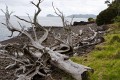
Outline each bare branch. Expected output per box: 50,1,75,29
26,13,33,22
39,28,49,44
70,15,74,26
26,13,38,41
17,22,25,32
15,15,33,24
52,2,66,27
88,27,97,40
52,2,74,46
82,27,97,42
1,9,6,14
1,7,35,43
53,32,66,44
31,0,42,25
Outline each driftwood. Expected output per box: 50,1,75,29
0,0,105,80
73,26,105,55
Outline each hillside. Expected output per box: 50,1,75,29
72,23,120,80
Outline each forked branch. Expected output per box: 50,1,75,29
31,0,43,25
52,2,66,27
1,6,35,43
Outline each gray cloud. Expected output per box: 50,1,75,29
0,0,28,6
0,0,107,16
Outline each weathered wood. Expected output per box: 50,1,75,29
0,0,94,80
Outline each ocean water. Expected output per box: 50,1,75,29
0,16,87,41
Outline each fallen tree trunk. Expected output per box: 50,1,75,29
0,41,92,80
22,40,92,80
33,45,92,80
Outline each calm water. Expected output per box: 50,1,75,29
0,16,87,41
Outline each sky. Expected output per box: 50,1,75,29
0,0,108,16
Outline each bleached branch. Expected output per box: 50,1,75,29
15,15,33,24
39,28,49,44
52,2,66,27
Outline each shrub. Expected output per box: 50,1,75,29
113,16,120,22
107,22,120,33
88,18,95,22
96,1,119,26
96,8,117,26
110,35,120,44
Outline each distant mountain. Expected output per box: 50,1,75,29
46,14,56,17
46,14,96,18
67,14,96,18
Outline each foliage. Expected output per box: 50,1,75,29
109,35,120,44
105,34,120,44
96,1,120,26
113,16,120,22
72,32,120,80
88,18,95,22
96,8,117,26
108,22,120,32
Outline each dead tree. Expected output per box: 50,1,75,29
52,3,75,47
0,0,93,80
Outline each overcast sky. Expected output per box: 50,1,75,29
0,0,108,16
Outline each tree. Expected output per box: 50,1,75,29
96,8,117,26
96,0,120,26
105,0,110,6
88,17,95,22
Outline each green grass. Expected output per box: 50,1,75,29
71,33,120,80
108,22,120,33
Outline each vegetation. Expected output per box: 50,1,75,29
113,16,120,22
96,8,117,26
79,2,120,78
107,20,120,32
71,23,120,80
96,0,120,26
88,18,95,22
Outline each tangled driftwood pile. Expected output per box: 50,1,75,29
0,0,105,80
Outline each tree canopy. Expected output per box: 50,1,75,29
96,0,120,26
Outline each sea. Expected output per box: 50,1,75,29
0,16,87,41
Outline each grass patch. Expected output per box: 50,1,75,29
107,22,120,34
71,32,120,80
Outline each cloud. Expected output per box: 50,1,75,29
0,0,108,16
0,0,28,6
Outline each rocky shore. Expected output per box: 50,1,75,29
0,24,97,44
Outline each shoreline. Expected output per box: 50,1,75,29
0,23,97,45
0,26,63,42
